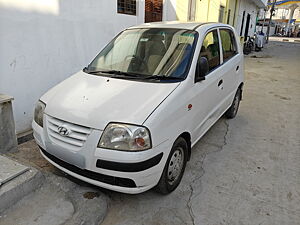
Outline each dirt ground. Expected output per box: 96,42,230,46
98,40,300,225
4,39,300,225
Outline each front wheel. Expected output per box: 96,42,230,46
155,137,188,194
225,88,241,119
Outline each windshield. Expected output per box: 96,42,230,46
86,28,197,80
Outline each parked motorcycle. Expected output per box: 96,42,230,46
255,31,265,52
243,36,255,55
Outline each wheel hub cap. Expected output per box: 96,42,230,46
167,147,184,185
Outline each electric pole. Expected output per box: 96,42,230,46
266,0,277,43
261,7,267,33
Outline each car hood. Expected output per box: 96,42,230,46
41,71,180,130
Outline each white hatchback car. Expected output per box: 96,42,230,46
33,22,244,194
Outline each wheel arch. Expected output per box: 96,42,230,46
238,82,244,100
178,132,192,161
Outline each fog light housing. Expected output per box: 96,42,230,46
34,100,46,127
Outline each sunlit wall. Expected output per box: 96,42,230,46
175,0,237,24
0,0,145,134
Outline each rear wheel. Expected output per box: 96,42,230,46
155,137,188,194
225,88,241,119
255,45,262,52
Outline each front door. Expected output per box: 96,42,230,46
145,0,163,23
189,29,224,143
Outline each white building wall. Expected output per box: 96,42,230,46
235,0,259,37
256,25,276,35
0,0,145,134
252,0,268,8
266,8,300,20
267,8,290,20
163,0,177,21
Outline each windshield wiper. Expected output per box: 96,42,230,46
85,70,183,81
88,70,140,77
142,75,184,81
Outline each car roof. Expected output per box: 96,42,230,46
128,21,230,31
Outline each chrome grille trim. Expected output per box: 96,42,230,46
49,131,84,147
46,115,91,149
47,116,91,135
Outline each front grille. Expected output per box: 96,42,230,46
40,147,137,188
47,116,91,149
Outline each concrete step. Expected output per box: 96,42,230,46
1,141,108,225
0,180,74,225
0,174,108,225
0,155,43,214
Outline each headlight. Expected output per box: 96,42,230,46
98,123,152,151
34,100,46,127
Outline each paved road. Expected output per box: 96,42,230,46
100,41,300,225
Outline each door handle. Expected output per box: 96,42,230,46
218,79,223,87
236,65,239,71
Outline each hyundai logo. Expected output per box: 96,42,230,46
57,126,70,136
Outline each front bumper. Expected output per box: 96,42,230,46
32,116,170,194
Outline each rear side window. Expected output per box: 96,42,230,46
220,29,238,61
199,30,220,72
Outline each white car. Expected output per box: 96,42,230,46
33,22,244,194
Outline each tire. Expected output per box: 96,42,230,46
225,88,241,119
155,137,188,194
255,46,261,52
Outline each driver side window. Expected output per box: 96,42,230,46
199,30,220,72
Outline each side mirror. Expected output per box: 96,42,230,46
195,57,209,82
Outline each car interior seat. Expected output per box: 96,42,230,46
145,35,167,74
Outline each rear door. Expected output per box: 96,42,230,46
218,28,241,113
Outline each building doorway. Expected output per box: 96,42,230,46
145,0,163,23
240,11,246,36
244,13,251,39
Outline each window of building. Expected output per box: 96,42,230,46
145,0,163,22
117,0,136,15
199,30,220,72
220,29,238,61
